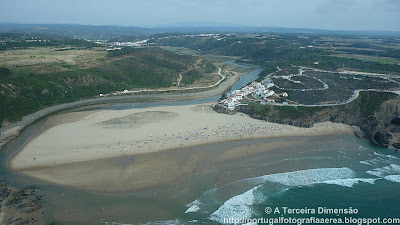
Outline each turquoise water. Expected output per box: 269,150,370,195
2,123,400,224
2,60,400,224
101,135,400,225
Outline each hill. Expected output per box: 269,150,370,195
215,92,400,148
0,46,216,127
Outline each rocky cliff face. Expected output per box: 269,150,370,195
214,92,400,148
0,182,45,225
362,97,400,147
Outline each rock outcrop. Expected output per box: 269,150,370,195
214,92,400,148
0,182,45,225
391,126,400,133
363,97,400,147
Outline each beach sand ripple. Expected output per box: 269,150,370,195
92,111,178,129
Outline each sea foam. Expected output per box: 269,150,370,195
387,155,400,160
139,219,182,225
358,145,371,151
185,204,201,213
366,164,400,178
208,168,355,224
359,161,373,166
384,175,400,183
260,168,355,186
209,186,260,224
322,178,376,187
374,151,387,157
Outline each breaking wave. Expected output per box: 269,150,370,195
322,178,376,187
186,168,355,224
384,175,400,183
366,164,400,178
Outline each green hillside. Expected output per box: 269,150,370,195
0,46,216,127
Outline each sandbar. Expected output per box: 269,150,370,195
11,103,354,171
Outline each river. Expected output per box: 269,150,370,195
1,61,400,225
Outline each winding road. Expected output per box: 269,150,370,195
119,67,224,95
258,66,400,107
0,67,227,148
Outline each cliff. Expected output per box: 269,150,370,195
0,182,45,224
214,92,400,148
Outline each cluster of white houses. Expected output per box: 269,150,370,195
219,81,288,110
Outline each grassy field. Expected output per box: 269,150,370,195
333,54,400,65
159,46,198,55
0,47,107,74
201,54,239,63
275,66,299,76
0,46,217,127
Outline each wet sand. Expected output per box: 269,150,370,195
9,102,354,191
11,103,353,170
0,64,243,151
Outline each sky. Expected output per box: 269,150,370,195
0,0,399,31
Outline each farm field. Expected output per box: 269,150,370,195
333,54,400,65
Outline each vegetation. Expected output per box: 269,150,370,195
244,92,397,125
354,92,397,117
0,24,154,40
0,33,99,51
247,103,326,120
1,28,399,128
0,67,11,78
0,46,216,127
333,54,400,65
273,76,324,90
152,34,400,75
284,71,399,104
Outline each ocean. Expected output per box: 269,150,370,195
2,117,400,224
3,134,391,224
112,135,399,225
1,61,399,224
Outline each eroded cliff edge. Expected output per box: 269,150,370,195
214,92,400,148
0,182,45,225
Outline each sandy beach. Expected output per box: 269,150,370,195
0,63,242,151
11,103,354,171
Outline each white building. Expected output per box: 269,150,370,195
219,97,240,110
280,92,288,97
266,83,275,88
220,80,277,110
226,90,244,98
265,98,275,103
250,81,263,89
263,90,275,98
242,85,256,95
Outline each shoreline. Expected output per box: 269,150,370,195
0,64,244,152
16,130,351,171
14,130,354,192
10,103,355,171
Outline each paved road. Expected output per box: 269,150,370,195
0,67,230,146
392,91,400,95
261,66,400,107
263,89,399,107
119,67,224,95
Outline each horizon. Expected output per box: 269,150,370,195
1,0,399,32
1,21,400,34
